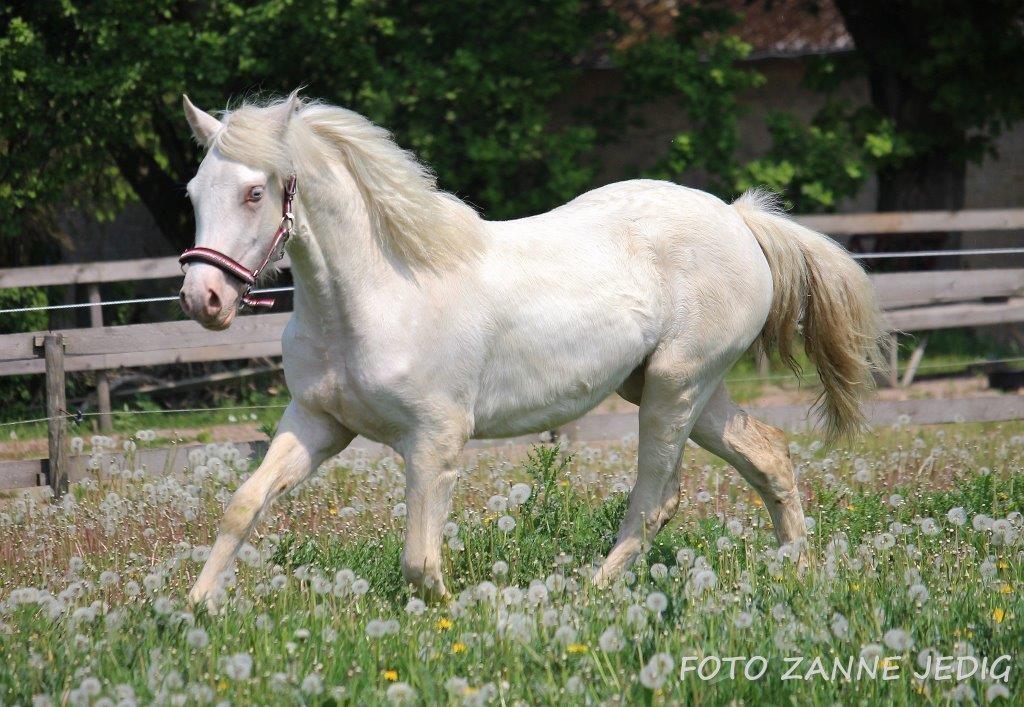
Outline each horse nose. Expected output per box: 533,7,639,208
179,286,222,320
202,288,222,319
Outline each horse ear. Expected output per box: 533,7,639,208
182,94,222,147
272,89,303,133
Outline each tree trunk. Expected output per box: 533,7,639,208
109,144,194,252
834,0,967,270
871,148,966,270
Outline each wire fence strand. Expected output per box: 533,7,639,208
2,354,1021,429
0,287,294,315
722,354,1024,384
850,247,1024,260
2,247,1023,315
0,403,290,429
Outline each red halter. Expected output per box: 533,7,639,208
179,174,297,310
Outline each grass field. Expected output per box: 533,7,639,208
1,421,1022,705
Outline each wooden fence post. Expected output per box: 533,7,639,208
900,334,929,388
42,333,69,497
87,283,113,432
755,349,770,377
887,332,900,388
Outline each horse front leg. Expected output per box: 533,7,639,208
400,425,468,599
189,402,353,609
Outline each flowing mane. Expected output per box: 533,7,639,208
213,95,484,269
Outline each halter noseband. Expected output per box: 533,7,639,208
179,174,297,310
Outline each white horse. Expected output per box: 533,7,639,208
179,92,884,605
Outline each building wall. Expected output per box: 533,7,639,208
575,56,1024,213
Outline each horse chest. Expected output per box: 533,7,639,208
285,335,410,445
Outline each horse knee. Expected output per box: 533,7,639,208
221,488,263,536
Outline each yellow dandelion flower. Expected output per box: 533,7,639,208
452,642,467,654
998,561,1009,569
993,608,1006,623
383,670,398,682
567,643,588,654
436,618,454,631
1000,583,1013,594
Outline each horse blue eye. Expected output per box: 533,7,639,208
248,186,264,202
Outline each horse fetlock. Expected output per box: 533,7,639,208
401,555,448,599
188,580,226,614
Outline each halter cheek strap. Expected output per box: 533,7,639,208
179,174,297,310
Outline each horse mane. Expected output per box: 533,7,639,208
213,95,484,269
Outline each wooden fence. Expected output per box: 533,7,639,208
1,209,1022,494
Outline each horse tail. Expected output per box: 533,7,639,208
732,189,888,442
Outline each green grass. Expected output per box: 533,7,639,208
1,423,1022,705
0,389,291,449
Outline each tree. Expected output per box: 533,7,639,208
3,1,849,266
738,0,1024,218
832,0,1024,213
0,0,613,257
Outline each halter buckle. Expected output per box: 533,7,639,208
270,228,291,263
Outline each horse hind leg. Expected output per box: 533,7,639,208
595,356,717,585
616,368,683,534
690,383,807,553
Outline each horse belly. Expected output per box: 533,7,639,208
471,308,651,438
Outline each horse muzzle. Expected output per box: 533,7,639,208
179,264,242,330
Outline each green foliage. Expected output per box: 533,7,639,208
834,0,1024,164
0,287,47,335
0,0,614,250
4,1,1023,249
610,5,764,192
0,289,48,412
734,106,911,212
1,0,777,256
745,1,1024,211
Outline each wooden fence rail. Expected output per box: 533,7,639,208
1,270,1020,378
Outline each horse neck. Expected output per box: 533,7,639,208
287,167,398,335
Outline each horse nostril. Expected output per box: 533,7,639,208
204,288,222,316
179,290,190,314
